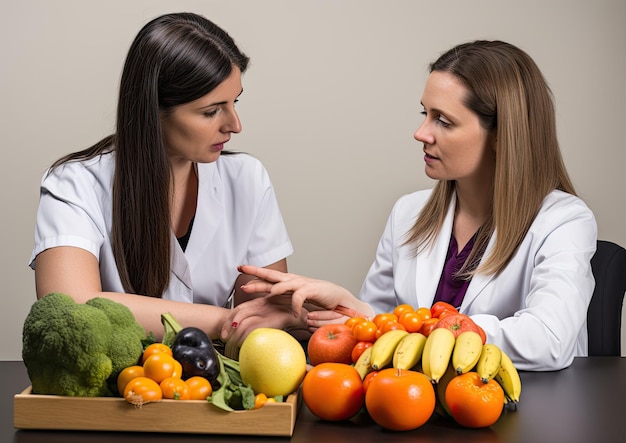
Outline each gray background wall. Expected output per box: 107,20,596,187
2,0,625,359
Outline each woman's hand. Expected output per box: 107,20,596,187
236,264,374,321
219,294,309,346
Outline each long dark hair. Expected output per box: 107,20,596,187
50,13,249,297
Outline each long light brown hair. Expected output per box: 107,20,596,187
50,13,249,296
405,40,576,276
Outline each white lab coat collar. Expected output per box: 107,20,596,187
170,162,225,291
413,191,497,312
462,237,497,312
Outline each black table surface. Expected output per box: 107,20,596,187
4,357,625,443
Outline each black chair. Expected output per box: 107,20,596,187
587,240,626,356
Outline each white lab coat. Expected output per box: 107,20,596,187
30,151,293,307
359,189,597,371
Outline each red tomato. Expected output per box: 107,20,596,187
445,372,504,428
302,363,364,421
420,317,440,337
437,309,457,320
351,341,373,364
307,324,359,366
434,314,482,339
365,368,435,431
430,301,458,319
476,325,487,345
362,371,379,394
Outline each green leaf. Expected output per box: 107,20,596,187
208,385,234,412
141,332,157,350
240,384,256,410
207,349,255,411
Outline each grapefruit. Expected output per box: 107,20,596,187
239,328,307,397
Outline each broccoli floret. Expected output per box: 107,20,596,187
22,293,147,397
85,297,146,376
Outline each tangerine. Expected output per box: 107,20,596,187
302,362,364,421
445,372,504,428
365,368,435,431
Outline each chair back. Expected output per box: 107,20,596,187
587,240,626,356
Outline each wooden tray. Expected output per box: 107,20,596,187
14,386,301,436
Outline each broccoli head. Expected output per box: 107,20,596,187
85,297,146,376
22,293,147,397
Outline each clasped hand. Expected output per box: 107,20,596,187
235,265,373,330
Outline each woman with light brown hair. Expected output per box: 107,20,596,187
237,40,597,371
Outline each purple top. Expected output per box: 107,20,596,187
433,234,476,310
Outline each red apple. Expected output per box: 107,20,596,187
434,314,486,343
307,324,359,366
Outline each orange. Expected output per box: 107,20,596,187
445,372,504,428
365,368,435,431
302,363,364,421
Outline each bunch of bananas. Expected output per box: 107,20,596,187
354,328,521,404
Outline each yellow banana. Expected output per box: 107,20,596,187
494,349,522,403
476,343,502,383
370,329,409,370
392,332,427,370
353,345,374,380
421,327,456,383
451,330,484,374
435,364,458,418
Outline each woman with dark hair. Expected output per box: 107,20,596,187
30,12,305,346
238,40,597,371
